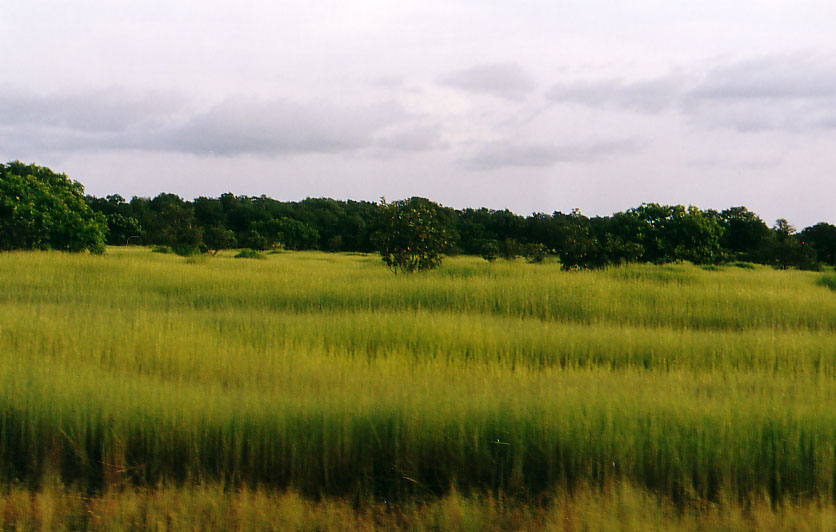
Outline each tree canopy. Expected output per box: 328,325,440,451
0,162,106,253
373,197,449,273
4,161,835,271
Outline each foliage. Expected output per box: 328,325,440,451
0,161,107,253
271,217,320,250
799,222,836,265
70,175,834,271
817,273,836,292
719,206,771,259
498,237,522,261
203,226,236,255
620,203,724,264
479,240,500,262
235,248,266,259
374,197,448,273
171,243,202,257
756,219,819,270
523,242,548,263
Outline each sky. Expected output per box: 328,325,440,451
2,1,836,228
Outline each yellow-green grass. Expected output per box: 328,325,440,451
4,482,836,531
3,248,836,509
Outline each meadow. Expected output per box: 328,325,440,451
3,248,836,530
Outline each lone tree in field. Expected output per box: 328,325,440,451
0,161,107,253
375,197,448,273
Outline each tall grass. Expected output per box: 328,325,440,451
2,248,836,505
3,482,836,531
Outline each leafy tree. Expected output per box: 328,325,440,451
193,196,225,227
524,242,548,263
799,222,836,265
240,230,268,251
621,204,724,264
758,219,818,270
479,240,499,262
0,162,106,253
203,226,236,255
105,213,142,245
275,217,320,250
719,206,771,259
554,211,619,269
157,202,203,247
374,197,448,273
498,238,522,261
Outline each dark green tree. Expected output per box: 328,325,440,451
203,226,237,255
758,219,817,270
105,213,142,246
479,240,500,262
274,217,320,250
374,197,448,273
719,206,771,260
0,162,106,253
799,222,836,265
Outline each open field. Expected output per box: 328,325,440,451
3,248,836,529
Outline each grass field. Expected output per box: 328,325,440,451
3,248,836,530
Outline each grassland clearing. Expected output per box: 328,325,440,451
3,248,836,529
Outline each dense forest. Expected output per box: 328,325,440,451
85,190,836,270
3,161,836,270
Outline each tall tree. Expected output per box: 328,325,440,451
0,162,106,253
374,197,448,273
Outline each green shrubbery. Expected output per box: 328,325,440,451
235,248,266,259
0,161,106,253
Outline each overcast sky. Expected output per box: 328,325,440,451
2,1,836,228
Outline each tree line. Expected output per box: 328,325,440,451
85,190,836,271
3,161,836,270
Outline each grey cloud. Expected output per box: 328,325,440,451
158,98,407,155
547,77,683,113
545,53,836,133
374,124,447,152
438,62,536,100
689,54,836,100
686,157,782,170
681,54,836,132
462,139,638,170
0,86,185,133
0,88,408,156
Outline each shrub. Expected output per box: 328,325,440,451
479,240,500,263
235,249,266,259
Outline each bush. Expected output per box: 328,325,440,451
235,249,266,259
499,238,521,261
172,244,202,257
524,243,548,263
817,274,836,292
479,240,500,263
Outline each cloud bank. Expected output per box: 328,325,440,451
546,53,836,132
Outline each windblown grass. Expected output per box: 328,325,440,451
3,248,836,527
3,482,836,531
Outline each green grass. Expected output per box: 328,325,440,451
2,248,836,512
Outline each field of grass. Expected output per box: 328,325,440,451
3,248,836,529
